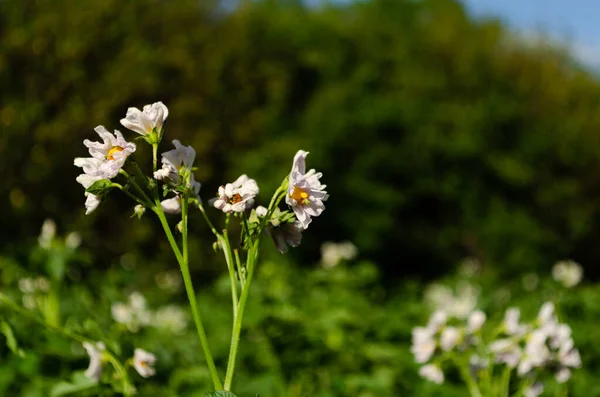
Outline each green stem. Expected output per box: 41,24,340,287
221,232,239,317
198,204,219,238
457,361,482,397
152,144,158,173
223,241,258,391
119,169,153,206
233,249,245,285
177,198,223,390
499,366,511,397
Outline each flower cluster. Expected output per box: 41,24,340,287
411,309,486,383
111,292,152,333
413,300,581,397
111,292,188,335
424,282,480,319
489,303,581,393
212,150,329,253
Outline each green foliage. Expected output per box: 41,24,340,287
1,0,600,280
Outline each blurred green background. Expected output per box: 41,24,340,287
2,0,600,395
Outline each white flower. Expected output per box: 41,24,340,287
440,326,461,351
152,305,188,334
320,241,358,268
82,126,136,176
286,150,328,229
83,341,105,382
504,308,528,337
524,382,544,397
538,302,558,330
411,327,436,364
489,339,522,368
84,193,101,215
120,102,168,136
424,283,478,319
467,310,486,333
427,310,448,332
157,139,196,184
161,196,183,214
518,330,550,375
552,260,583,288
38,219,56,248
133,348,156,378
556,367,571,383
111,292,151,332
213,174,259,213
419,364,444,384
65,232,82,249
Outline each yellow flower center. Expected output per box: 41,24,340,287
291,186,310,204
106,146,124,161
230,193,243,204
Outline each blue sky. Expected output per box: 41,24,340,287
460,0,600,67
306,0,600,68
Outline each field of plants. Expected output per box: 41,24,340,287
2,0,600,396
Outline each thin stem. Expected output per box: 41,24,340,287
178,198,223,390
456,359,482,397
221,232,239,317
119,169,153,206
499,366,511,397
233,249,245,285
113,183,148,208
152,144,158,173
198,203,219,238
224,240,259,390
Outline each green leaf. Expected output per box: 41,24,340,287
85,179,113,195
1,321,24,357
204,391,239,397
50,372,97,396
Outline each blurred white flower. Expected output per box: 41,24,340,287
419,364,444,384
552,260,583,288
411,327,436,363
458,257,482,277
213,174,259,213
524,382,544,397
489,339,522,368
286,150,328,229
120,101,168,136
133,348,156,378
38,219,56,248
152,305,188,334
424,282,479,319
440,326,461,351
155,270,182,292
83,341,105,382
111,292,151,332
320,241,358,268
503,308,528,337
18,278,36,294
518,329,550,375
467,310,486,333
160,196,182,214
65,232,82,250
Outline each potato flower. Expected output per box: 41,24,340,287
286,150,328,229
120,101,168,137
133,348,157,378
